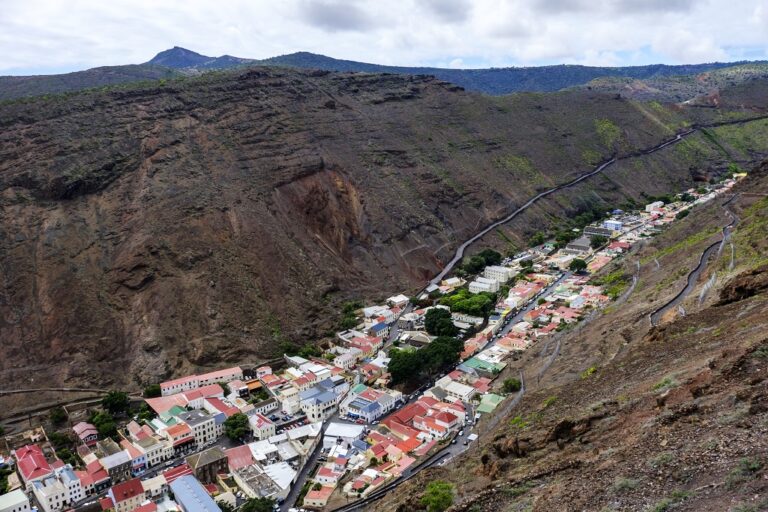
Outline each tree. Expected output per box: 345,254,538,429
48,432,71,449
477,249,502,266
502,378,522,393
569,259,587,272
312,482,322,491
520,259,534,269
143,384,161,398
137,403,157,422
223,413,250,441
49,407,68,425
101,391,130,416
462,255,485,274
421,480,455,512
529,231,546,246
89,411,117,439
424,308,452,336
239,498,275,512
590,235,608,249
217,502,235,512
370,457,379,466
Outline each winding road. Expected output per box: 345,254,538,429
430,113,768,287
649,194,740,326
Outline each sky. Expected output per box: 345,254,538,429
1,0,767,75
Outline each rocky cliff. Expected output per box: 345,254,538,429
0,67,765,400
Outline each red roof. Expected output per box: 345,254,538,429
385,403,426,426
110,478,144,504
434,411,458,425
14,444,52,482
86,460,110,483
75,470,94,487
133,503,158,512
99,497,114,511
163,463,193,484
166,423,193,439
225,446,254,471
73,422,98,438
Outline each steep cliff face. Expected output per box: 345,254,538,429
0,67,762,397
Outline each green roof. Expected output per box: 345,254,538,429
477,394,505,413
351,383,368,394
463,357,505,373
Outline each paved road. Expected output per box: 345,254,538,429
429,157,620,286
650,194,740,325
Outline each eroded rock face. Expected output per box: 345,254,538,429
0,67,715,396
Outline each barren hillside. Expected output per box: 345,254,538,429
1,67,767,408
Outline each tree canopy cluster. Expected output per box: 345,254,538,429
439,288,497,318
569,258,587,272
101,391,130,416
461,249,502,274
389,336,463,387
89,410,117,439
143,384,161,398
424,308,458,337
589,235,609,249
223,413,251,441
239,497,275,512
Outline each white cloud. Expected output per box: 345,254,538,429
0,0,764,74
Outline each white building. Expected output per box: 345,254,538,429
442,381,477,402
135,437,166,468
483,266,514,283
176,410,218,449
645,201,664,212
0,490,31,512
248,413,276,440
322,422,365,450
386,294,409,307
32,465,83,512
603,219,623,231
160,367,243,396
468,277,499,294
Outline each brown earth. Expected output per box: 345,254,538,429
370,163,768,512
0,67,767,410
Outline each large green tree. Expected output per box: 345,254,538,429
101,391,130,416
143,384,161,398
569,258,587,272
223,413,250,441
239,497,275,512
590,235,608,249
424,308,457,337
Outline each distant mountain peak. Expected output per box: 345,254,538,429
147,47,212,68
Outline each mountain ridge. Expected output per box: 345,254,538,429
1,45,765,101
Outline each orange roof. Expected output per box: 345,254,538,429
396,437,421,453
119,440,142,459
166,423,192,438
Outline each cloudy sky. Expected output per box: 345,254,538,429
1,0,766,75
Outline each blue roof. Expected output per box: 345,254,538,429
371,322,387,331
169,475,221,512
352,439,370,452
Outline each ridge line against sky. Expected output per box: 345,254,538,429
1,0,766,75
